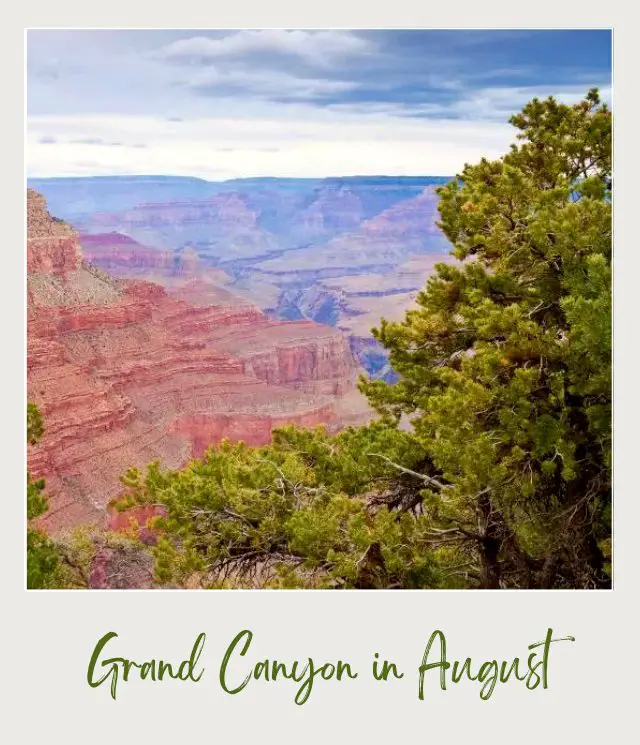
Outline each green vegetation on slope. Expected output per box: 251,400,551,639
117,424,455,588
27,403,66,589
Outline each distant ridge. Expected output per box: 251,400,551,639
28,174,452,186
27,174,453,221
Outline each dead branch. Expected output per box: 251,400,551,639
368,453,447,490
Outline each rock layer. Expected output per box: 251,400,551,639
28,175,454,382
27,191,370,535
80,232,175,273
27,189,81,274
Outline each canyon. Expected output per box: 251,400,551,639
31,176,456,378
27,189,370,535
26,175,458,538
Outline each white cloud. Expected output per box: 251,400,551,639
26,109,513,180
411,84,613,122
184,66,357,99
157,30,374,68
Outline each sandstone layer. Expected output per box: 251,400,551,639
27,191,371,535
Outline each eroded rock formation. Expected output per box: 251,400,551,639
27,190,371,535
29,175,454,382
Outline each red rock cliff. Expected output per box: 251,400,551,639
27,189,81,274
80,232,175,273
27,190,367,535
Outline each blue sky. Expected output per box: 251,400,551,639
27,29,612,180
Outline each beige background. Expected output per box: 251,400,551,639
5,4,635,742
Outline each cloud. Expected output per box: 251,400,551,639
417,84,613,121
26,111,512,180
77,139,147,148
184,66,357,101
26,30,612,179
326,83,612,122
37,135,149,149
157,30,373,68
33,64,60,83
70,137,115,145
157,30,371,104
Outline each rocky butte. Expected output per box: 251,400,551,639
27,189,371,535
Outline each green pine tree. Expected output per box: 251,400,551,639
27,403,65,589
113,90,612,590
361,89,611,588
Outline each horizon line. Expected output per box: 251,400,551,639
26,173,455,182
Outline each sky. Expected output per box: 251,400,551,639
26,29,612,181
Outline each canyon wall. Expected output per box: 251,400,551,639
27,190,370,535
27,189,82,274
80,232,175,273
29,175,455,382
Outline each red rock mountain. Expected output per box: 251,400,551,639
27,189,371,535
